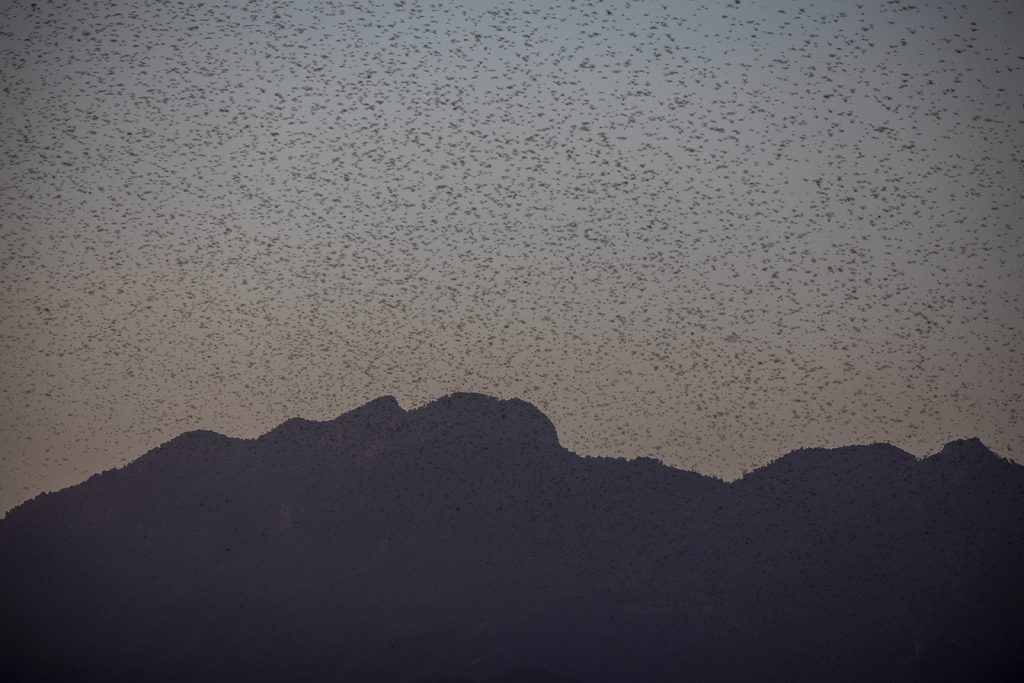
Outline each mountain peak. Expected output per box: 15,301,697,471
932,436,999,463
354,394,404,413
339,394,407,423
409,392,561,454
939,436,988,452
738,441,917,485
259,396,407,442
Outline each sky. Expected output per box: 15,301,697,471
1,0,1022,515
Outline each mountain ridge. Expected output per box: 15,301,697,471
5,392,1004,522
2,393,1021,682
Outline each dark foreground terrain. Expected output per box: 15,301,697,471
2,393,1022,681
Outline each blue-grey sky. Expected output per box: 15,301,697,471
2,0,1022,514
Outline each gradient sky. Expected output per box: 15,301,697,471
2,0,1022,515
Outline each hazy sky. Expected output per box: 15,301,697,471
2,0,1022,514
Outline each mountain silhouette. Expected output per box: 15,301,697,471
2,393,1022,682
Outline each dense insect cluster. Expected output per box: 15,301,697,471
1,0,1021,513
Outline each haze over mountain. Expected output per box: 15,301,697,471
2,393,1022,682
